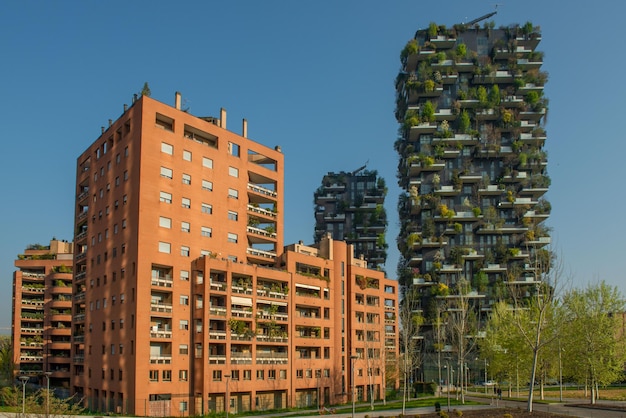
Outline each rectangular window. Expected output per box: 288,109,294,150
158,242,171,254
228,142,240,157
180,270,189,281
183,150,192,161
202,180,213,191
179,370,188,381
180,295,189,305
243,370,251,380
256,370,264,380
149,370,158,382
212,370,222,381
195,343,202,358
231,370,240,380
181,222,190,233
161,142,173,155
201,203,213,214
179,344,189,355
227,233,238,243
228,188,238,199
160,167,173,179
202,157,213,169
268,369,276,380
182,173,191,185
159,191,172,204
228,166,239,177
201,227,212,238
181,246,190,257
163,370,172,381
179,320,189,330
182,197,191,208
159,217,171,229
227,211,238,221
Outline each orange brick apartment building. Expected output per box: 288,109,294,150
71,93,398,415
12,239,74,392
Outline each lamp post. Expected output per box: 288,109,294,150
19,375,29,417
224,374,230,418
445,359,450,412
44,371,52,418
350,355,358,418
484,359,488,394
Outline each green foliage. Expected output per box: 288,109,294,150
1,387,85,415
421,101,435,122
404,109,421,129
400,39,418,61
489,85,500,106
428,22,439,37
456,44,466,58
561,281,626,394
141,82,151,97
476,86,488,106
459,110,471,133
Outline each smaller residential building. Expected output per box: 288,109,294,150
12,239,74,392
314,168,388,269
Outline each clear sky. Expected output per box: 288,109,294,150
1,0,623,330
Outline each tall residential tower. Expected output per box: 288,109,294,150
394,21,550,379
71,93,397,415
313,167,388,269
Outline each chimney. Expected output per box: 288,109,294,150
220,108,227,130
123,104,128,112
242,119,248,138
108,119,112,127
101,127,105,134
175,92,182,110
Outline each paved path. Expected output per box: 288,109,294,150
245,396,626,418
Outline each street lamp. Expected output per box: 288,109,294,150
44,371,52,418
444,359,450,412
19,375,29,417
224,374,230,418
350,355,358,418
484,359,489,394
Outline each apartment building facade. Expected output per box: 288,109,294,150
12,239,74,392
394,21,550,380
313,168,388,269
71,93,397,415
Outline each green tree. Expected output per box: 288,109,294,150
561,281,626,404
508,249,563,412
399,287,424,415
141,82,151,97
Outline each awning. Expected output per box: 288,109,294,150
295,283,321,291
257,299,287,307
231,296,252,306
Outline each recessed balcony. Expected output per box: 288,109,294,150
502,96,525,108
517,58,542,69
429,35,457,48
434,108,456,121
434,185,460,196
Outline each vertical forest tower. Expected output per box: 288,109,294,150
394,20,551,374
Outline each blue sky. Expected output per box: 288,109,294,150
0,0,623,330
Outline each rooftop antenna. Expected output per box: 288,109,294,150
465,6,498,26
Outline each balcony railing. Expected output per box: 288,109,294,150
247,183,277,198
247,204,277,218
150,329,172,339
209,307,227,316
151,277,173,288
150,303,173,313
150,356,172,364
